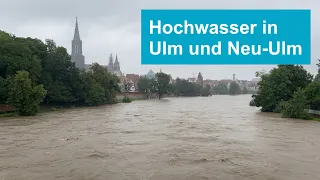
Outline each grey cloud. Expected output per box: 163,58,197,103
0,0,318,80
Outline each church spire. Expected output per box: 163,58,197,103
115,54,119,63
73,17,80,40
108,54,114,71
114,54,120,71
71,17,85,69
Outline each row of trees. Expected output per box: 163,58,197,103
137,73,172,99
211,82,247,95
253,63,320,120
173,78,212,96
0,31,120,116
137,75,247,97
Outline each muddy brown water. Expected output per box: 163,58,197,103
0,95,319,180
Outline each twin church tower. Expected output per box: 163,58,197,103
71,17,122,76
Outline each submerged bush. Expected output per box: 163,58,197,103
122,96,132,103
249,99,256,106
280,88,313,120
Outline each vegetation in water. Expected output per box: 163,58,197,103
122,96,132,103
253,63,320,120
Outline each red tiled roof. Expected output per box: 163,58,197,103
126,74,139,81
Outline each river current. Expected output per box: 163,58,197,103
0,95,319,180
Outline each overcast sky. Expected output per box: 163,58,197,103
0,0,318,80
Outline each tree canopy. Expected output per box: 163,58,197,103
229,82,241,95
314,59,320,82
254,65,313,112
173,78,202,96
137,76,156,98
212,83,228,95
0,30,120,116
154,72,171,99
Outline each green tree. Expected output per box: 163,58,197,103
88,63,120,103
213,83,229,95
79,63,119,105
0,77,9,103
0,31,43,81
137,76,155,98
85,82,106,106
7,71,46,116
229,82,242,95
280,88,313,120
254,65,313,112
154,72,171,99
201,84,212,96
242,86,248,94
255,69,268,78
314,59,320,82
173,78,201,96
42,40,82,104
0,29,126,114
304,81,320,111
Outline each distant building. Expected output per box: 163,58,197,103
107,54,122,77
203,79,217,88
70,17,122,77
145,69,156,79
71,17,85,69
219,79,233,89
247,78,260,91
188,77,196,83
126,74,139,92
235,80,247,90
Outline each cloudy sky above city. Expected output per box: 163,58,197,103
0,0,318,80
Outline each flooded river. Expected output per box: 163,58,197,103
0,95,320,180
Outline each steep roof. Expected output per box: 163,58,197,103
146,69,156,78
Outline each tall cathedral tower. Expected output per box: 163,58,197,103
71,17,85,69
114,54,120,72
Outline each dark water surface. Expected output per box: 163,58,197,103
0,95,319,180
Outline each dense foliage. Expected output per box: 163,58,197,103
314,59,320,82
242,87,248,94
303,81,320,110
0,30,120,116
173,78,202,96
137,72,172,99
138,76,214,97
212,83,229,95
137,76,155,98
172,78,213,96
253,64,320,120
7,71,47,116
229,82,242,95
254,65,313,112
154,72,171,99
122,96,132,103
201,84,212,96
280,88,313,120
